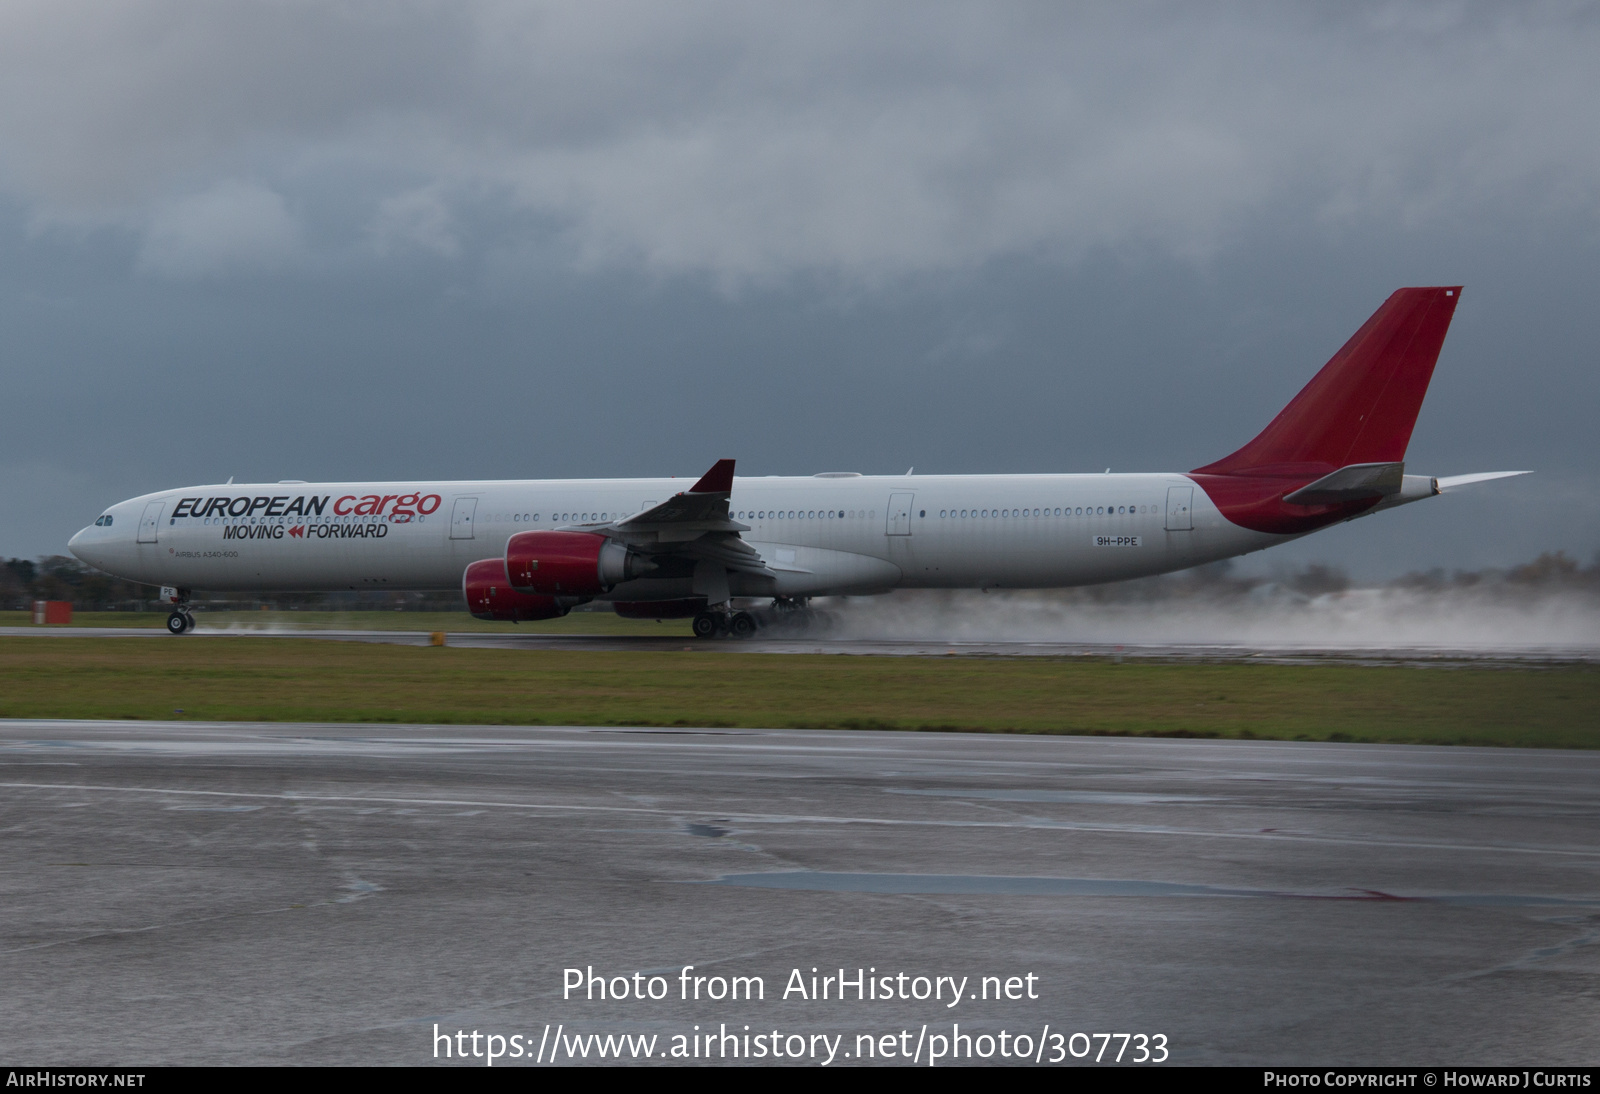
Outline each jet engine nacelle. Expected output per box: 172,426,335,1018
505,530,654,596
463,558,569,622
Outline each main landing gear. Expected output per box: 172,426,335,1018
692,608,759,640
691,598,835,640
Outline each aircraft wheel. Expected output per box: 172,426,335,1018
166,611,189,635
691,611,721,639
728,612,757,639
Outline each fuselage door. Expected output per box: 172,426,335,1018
137,501,163,544
886,492,915,536
450,496,479,540
1165,486,1194,531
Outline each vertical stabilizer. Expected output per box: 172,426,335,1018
1194,287,1461,477
1189,287,1462,535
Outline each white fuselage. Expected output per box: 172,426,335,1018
67,472,1284,599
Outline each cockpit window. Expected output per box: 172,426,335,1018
95,515,113,526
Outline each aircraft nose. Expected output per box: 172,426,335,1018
68,527,99,566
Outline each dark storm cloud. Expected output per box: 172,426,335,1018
0,2,1595,573
4,2,1597,281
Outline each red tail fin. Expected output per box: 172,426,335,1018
1194,287,1461,477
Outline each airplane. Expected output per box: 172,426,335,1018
69,286,1526,638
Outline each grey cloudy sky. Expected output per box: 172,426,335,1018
1,1,1596,576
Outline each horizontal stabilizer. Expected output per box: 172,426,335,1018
1283,462,1405,505
1435,470,1533,492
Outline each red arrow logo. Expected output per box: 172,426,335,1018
288,525,304,538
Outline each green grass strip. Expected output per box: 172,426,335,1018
0,637,1595,748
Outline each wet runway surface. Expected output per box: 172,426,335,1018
3,625,1595,664
4,721,1599,1065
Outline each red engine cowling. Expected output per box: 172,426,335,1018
505,531,652,596
462,558,568,622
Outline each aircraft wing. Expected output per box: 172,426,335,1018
595,459,773,577
614,459,747,539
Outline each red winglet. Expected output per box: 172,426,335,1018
688,458,735,494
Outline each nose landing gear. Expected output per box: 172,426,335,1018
161,586,195,634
